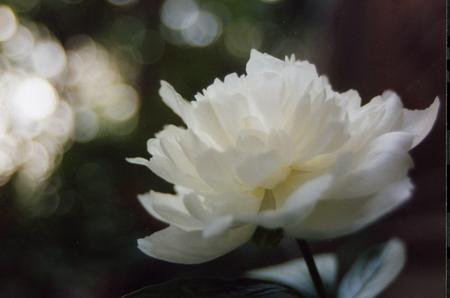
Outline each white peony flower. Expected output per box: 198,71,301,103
129,50,439,264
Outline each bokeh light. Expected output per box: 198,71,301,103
10,77,58,121
31,40,67,78
0,70,74,190
64,35,140,142
0,6,141,192
0,5,17,42
1,25,35,60
181,11,222,47
161,0,199,30
160,0,222,47
107,0,139,7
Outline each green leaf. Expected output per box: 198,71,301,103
122,277,303,298
246,254,338,297
337,238,406,298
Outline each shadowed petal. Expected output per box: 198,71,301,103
401,97,440,148
284,178,413,239
137,224,256,264
138,191,203,231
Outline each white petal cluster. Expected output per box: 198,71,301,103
130,49,439,264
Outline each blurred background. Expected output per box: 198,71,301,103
0,0,445,297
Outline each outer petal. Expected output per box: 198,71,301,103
246,49,317,79
236,150,289,189
188,100,231,148
138,191,203,231
347,91,404,149
400,97,440,148
194,149,247,192
143,126,212,192
184,191,263,226
137,224,256,264
246,49,285,75
284,178,413,239
159,80,190,121
327,131,414,199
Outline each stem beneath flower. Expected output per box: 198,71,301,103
296,239,327,298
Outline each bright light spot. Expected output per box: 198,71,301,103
0,102,11,133
0,136,18,185
74,108,99,142
103,84,139,122
161,0,199,30
65,37,140,137
20,141,51,183
0,10,141,190
65,51,84,85
32,41,67,78
0,5,18,42
107,0,139,6
182,11,221,47
11,77,58,121
44,101,74,139
1,25,35,60
160,0,222,48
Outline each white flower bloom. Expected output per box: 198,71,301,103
129,50,439,264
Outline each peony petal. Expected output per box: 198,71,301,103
183,191,262,225
335,89,362,118
207,92,251,139
137,224,256,264
194,149,246,192
159,80,190,120
202,174,333,238
246,72,286,128
236,150,289,189
401,97,440,148
234,174,333,231
156,126,198,174
284,178,413,239
328,131,414,199
188,100,231,148
202,215,235,238
138,191,203,231
126,157,151,168
146,127,212,192
348,91,404,149
189,191,263,238
183,192,214,223
246,49,285,75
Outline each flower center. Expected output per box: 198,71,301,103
260,189,276,211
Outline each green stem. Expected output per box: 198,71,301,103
296,239,327,298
